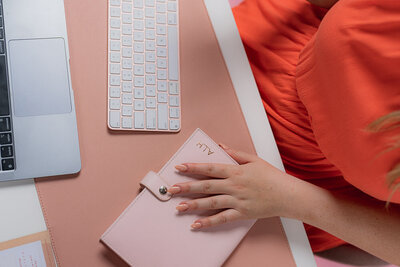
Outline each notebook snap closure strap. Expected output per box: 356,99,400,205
140,171,172,202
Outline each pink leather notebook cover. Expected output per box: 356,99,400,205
35,0,297,266
101,129,256,266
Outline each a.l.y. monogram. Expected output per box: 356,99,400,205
196,142,214,155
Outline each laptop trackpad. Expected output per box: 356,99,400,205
9,38,72,117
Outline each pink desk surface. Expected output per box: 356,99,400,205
35,0,297,266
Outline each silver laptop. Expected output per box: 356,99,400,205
0,0,81,181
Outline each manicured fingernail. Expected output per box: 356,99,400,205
219,143,229,150
191,222,202,229
175,164,188,172
176,203,189,211
168,186,181,194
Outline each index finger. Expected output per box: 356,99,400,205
175,163,236,179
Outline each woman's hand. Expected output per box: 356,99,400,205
168,144,299,229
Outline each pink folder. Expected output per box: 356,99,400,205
101,129,257,266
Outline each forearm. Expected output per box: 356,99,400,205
284,177,400,265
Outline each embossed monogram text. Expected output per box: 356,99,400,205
196,142,214,155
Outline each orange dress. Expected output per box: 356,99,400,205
233,0,400,252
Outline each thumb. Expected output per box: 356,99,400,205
219,144,258,164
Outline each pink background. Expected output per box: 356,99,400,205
228,0,397,267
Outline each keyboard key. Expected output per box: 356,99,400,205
146,86,156,97
122,81,133,92
170,119,180,130
109,87,121,98
168,26,179,80
122,117,133,129
0,56,10,117
122,47,133,58
134,112,145,129
1,158,14,171
146,75,156,85
122,105,133,116
110,40,121,51
157,48,167,58
169,81,179,94
134,54,144,64
158,81,167,91
134,77,145,87
145,19,155,29
133,0,143,8
122,13,132,24
133,20,144,30
145,30,155,40
145,0,155,7
134,88,145,98
169,107,179,118
146,109,156,129
110,29,121,40
157,58,167,69
122,3,132,12
0,117,11,132
110,0,121,6
110,75,121,86
156,36,166,46
134,42,144,53
145,63,156,74
110,98,121,110
146,98,156,108
157,93,167,103
169,95,179,107
122,24,132,35
145,8,155,18
134,65,144,75
156,13,166,24
157,104,168,130
157,69,167,80
110,63,120,74
134,100,145,110
110,7,121,17
133,9,144,19
167,13,177,25
145,40,155,51
133,31,144,41
122,35,133,46
167,2,177,11
145,52,155,62
156,3,166,13
110,18,121,29
0,133,12,145
110,52,121,63
122,93,133,104
1,145,13,157
109,111,121,128
122,70,132,81
156,25,166,35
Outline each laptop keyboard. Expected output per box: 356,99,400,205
107,0,181,132
0,1,15,172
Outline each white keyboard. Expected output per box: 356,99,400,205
107,0,181,132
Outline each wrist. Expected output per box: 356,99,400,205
278,174,326,221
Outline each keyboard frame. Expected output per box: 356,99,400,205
0,0,16,173
107,0,182,133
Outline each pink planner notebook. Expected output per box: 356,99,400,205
101,129,257,266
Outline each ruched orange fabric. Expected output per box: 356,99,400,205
233,0,400,252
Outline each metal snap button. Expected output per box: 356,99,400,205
159,186,168,195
